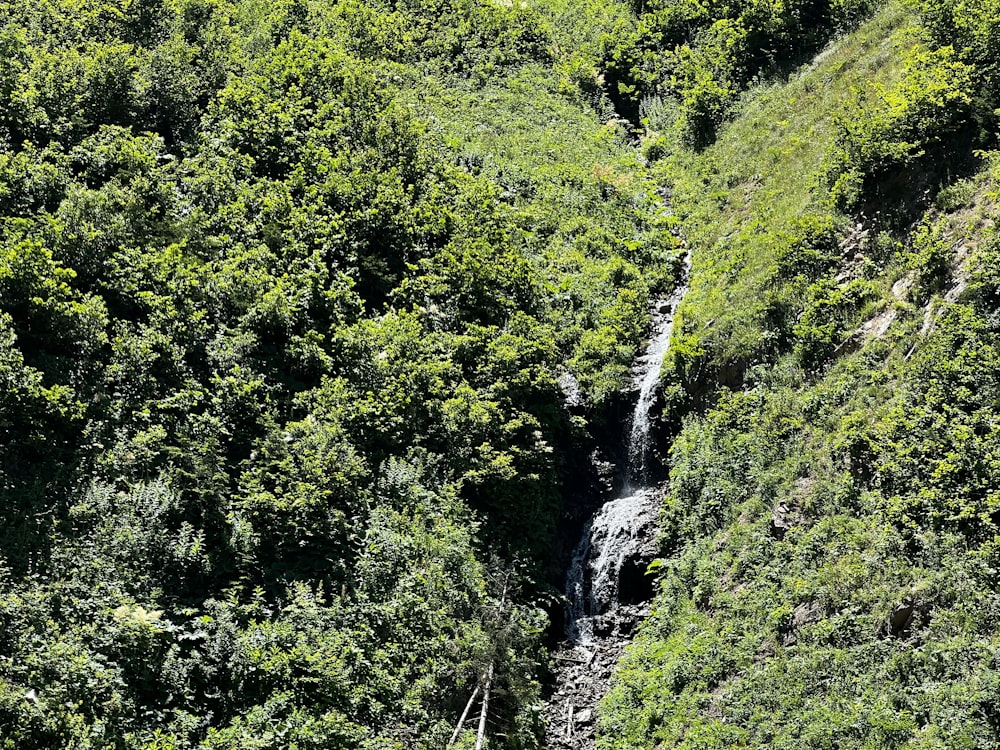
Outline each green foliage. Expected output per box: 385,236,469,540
600,2,1000,747
914,0,1000,87
827,44,975,215
605,302,1000,746
10,0,1000,747
793,276,878,368
599,0,878,142
645,3,919,398
673,19,750,147
0,0,682,746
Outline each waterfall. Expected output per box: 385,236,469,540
565,255,690,644
626,253,692,488
565,489,660,643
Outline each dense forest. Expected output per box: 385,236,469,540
1,0,999,747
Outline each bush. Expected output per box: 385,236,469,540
827,45,975,214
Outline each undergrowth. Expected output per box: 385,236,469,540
600,0,1000,746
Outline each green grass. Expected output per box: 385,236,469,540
598,1,1000,746
656,0,919,369
400,64,684,401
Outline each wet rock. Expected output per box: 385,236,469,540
889,600,914,636
618,554,656,606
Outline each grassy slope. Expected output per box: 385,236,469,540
659,0,917,369
405,65,683,401
600,3,1000,748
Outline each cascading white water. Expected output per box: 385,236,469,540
626,253,692,488
565,254,690,644
565,488,660,643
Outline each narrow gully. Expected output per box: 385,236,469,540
542,254,690,749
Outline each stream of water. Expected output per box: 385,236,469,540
545,255,690,747
566,253,690,645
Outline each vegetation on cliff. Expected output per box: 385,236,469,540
0,0,680,746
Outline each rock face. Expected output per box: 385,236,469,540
542,604,650,750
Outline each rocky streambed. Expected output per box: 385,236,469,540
542,603,651,749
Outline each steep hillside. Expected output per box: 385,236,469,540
2,0,999,748
0,0,676,747
601,0,1000,747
